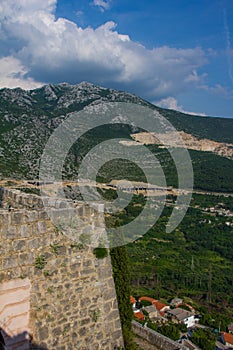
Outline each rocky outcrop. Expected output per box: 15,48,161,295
131,131,233,159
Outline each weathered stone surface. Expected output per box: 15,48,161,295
5,225,17,239
0,187,124,350
132,320,186,350
18,224,31,238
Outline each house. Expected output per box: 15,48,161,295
170,297,183,307
139,296,156,304
153,300,170,316
134,310,145,321
130,296,136,308
167,308,195,328
143,305,158,321
130,296,145,321
228,323,233,334
139,296,170,316
221,332,233,348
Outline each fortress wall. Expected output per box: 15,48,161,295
0,187,124,350
132,321,186,350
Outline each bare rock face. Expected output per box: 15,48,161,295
131,131,233,159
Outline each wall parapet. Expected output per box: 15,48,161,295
0,187,124,350
132,320,186,350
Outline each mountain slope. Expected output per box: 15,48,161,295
0,82,232,191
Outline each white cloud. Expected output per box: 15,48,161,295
0,0,208,101
0,56,43,90
156,97,183,111
223,6,233,84
200,83,233,99
92,0,111,11
156,96,207,116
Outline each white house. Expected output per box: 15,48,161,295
167,308,195,328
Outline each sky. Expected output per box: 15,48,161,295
0,0,233,117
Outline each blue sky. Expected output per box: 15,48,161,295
0,0,232,117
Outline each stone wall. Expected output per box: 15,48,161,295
0,187,124,350
132,321,186,350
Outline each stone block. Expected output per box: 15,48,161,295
18,224,31,238
25,211,38,223
13,239,27,252
102,288,116,301
4,225,17,239
11,212,23,225
0,212,10,226
38,211,49,220
37,221,46,234
2,256,18,269
38,326,49,341
78,327,87,337
28,238,42,250
52,326,62,337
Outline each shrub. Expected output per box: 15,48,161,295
93,247,108,259
34,254,47,270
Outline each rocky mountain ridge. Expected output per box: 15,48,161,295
0,82,232,181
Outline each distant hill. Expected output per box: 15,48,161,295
0,82,232,191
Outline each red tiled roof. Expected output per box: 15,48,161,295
134,311,145,321
222,332,233,345
139,296,156,303
139,296,169,315
130,296,136,304
152,300,168,312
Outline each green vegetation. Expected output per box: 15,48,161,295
96,144,233,192
190,150,233,192
0,84,232,193
92,308,101,322
70,242,85,250
50,241,62,256
146,321,181,341
43,270,51,277
156,106,233,143
1,83,233,349
128,206,233,306
34,254,47,270
101,190,233,328
93,247,108,259
191,328,217,350
135,317,186,341
110,246,138,349
17,187,40,196
47,286,55,294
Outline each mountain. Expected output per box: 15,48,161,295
0,82,232,191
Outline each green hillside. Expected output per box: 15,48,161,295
0,83,232,193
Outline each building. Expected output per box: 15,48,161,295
170,297,183,307
167,308,195,328
134,310,145,321
138,297,170,316
153,300,170,316
130,296,136,308
221,332,233,348
143,305,158,321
